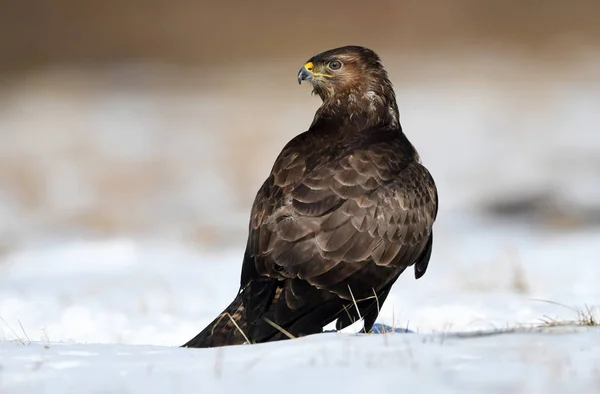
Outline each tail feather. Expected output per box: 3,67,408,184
182,293,249,348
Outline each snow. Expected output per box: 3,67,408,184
1,51,600,392
1,222,598,346
2,328,600,393
1,223,599,392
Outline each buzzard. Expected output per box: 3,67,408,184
183,46,438,348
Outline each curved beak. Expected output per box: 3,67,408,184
298,62,314,84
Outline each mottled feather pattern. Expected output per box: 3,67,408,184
183,46,438,348
250,133,436,300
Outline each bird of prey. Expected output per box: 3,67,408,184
183,46,438,348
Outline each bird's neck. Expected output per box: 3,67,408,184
311,87,400,132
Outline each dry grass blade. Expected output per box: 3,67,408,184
210,313,228,336
342,305,356,326
42,327,50,343
577,305,598,326
347,285,363,322
372,288,381,317
536,304,598,328
0,316,25,345
529,298,579,313
222,312,252,344
538,315,560,327
18,320,31,345
263,317,296,340
370,288,386,334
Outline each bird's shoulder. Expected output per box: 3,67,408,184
270,125,418,190
248,125,437,278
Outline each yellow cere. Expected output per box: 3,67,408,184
303,61,332,78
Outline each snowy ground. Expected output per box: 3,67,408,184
1,218,599,346
1,219,599,393
2,327,600,394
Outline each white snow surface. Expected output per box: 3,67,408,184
2,328,600,394
1,221,599,393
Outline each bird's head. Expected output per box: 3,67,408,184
298,46,389,102
298,46,399,128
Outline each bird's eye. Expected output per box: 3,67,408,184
328,61,343,71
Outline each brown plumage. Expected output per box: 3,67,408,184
183,46,438,348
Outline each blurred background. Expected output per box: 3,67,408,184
1,0,599,252
0,0,599,344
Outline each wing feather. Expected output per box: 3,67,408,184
245,137,437,303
